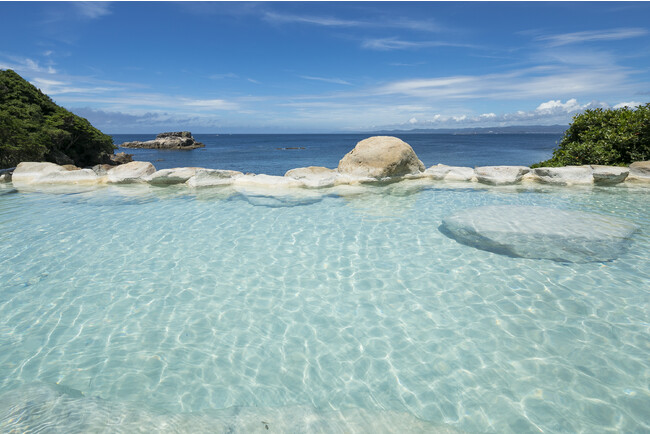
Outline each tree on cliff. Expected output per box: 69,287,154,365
0,69,115,168
533,104,650,167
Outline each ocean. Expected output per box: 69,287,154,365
111,133,562,174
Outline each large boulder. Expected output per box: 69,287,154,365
440,205,637,262
107,161,156,183
120,132,205,150
11,162,66,184
532,166,593,185
337,136,425,179
475,166,530,185
284,166,339,188
628,161,650,182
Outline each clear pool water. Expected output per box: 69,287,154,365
0,181,648,432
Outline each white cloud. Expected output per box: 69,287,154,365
408,117,418,124
263,12,438,32
299,75,351,85
182,98,239,110
614,101,642,109
361,38,474,51
536,28,648,47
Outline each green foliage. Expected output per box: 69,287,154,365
0,69,115,168
533,104,650,167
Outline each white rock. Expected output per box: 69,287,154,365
233,174,323,207
533,166,594,185
475,166,530,185
186,169,243,187
147,167,201,185
424,164,452,180
627,161,650,183
591,165,629,185
107,161,156,184
338,136,425,178
441,205,637,262
444,166,476,182
284,166,338,188
11,162,66,184
37,168,101,184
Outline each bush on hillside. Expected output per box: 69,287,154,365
532,104,650,167
0,69,115,168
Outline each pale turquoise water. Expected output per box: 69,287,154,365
0,181,649,432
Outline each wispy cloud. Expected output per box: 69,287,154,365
362,37,475,51
182,98,239,110
372,65,641,100
209,73,239,80
299,75,351,85
263,11,438,32
536,28,647,47
74,2,112,19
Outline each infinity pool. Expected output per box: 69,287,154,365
0,181,648,432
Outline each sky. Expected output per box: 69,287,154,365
1,1,649,133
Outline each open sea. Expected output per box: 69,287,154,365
1,133,649,433
111,133,562,173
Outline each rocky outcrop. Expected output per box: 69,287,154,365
120,132,205,150
440,205,638,262
338,136,425,179
107,161,156,184
628,161,650,182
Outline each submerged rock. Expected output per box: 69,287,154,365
440,205,637,262
120,132,205,150
0,383,459,433
338,136,425,179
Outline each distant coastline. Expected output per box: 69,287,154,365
375,124,568,135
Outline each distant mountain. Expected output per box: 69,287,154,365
375,125,568,135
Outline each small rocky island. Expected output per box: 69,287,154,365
120,132,205,150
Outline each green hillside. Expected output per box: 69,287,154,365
0,69,115,168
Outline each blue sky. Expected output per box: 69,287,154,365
1,1,649,133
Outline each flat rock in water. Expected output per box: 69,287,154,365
440,205,637,262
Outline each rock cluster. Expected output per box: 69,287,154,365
7,136,650,190
120,132,205,150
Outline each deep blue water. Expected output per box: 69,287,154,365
111,133,562,176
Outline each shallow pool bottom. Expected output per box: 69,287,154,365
0,182,648,432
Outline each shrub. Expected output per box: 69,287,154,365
532,104,650,167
